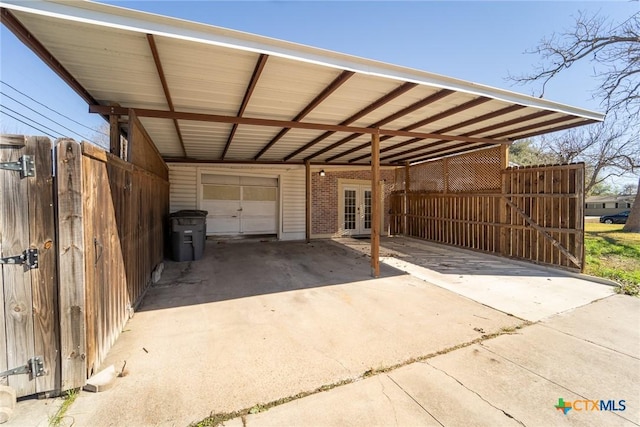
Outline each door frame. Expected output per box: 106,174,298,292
196,169,281,238
337,179,384,236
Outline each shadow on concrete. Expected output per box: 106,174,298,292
139,239,403,311
338,236,578,278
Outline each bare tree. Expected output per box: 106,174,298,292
537,122,639,195
512,11,640,119
510,9,640,232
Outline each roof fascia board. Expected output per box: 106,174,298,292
1,0,604,122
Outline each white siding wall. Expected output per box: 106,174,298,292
281,169,305,236
169,167,197,211
168,164,305,240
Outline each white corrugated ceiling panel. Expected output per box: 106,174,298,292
224,124,283,160
139,117,182,158
347,85,445,128
243,56,343,121
153,36,258,116
179,121,232,159
302,74,400,125
257,128,330,161
15,12,168,110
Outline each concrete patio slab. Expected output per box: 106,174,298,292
228,374,440,427
58,240,522,426
422,345,632,427
338,237,614,321
237,295,638,427
541,294,640,358
387,362,523,426
480,325,639,424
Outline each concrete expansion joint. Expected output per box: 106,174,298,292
537,323,640,361
378,376,400,426
386,375,445,427
424,361,527,427
478,342,581,393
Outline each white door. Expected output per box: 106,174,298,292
200,174,278,235
342,185,372,235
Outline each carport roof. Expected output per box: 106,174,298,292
1,0,604,166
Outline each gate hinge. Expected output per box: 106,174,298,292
0,356,45,378
0,248,38,269
0,155,35,178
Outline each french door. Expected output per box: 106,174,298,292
342,185,372,235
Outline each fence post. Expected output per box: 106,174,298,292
499,145,509,256
56,139,87,390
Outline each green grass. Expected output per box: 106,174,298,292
584,223,640,296
48,389,79,427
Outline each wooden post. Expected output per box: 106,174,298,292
56,139,87,390
404,161,410,235
371,132,381,278
109,113,120,156
499,145,509,256
305,160,311,243
500,144,509,169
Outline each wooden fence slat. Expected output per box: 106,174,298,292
26,137,60,395
502,196,581,268
57,139,87,390
1,141,36,396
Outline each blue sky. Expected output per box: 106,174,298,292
1,1,638,147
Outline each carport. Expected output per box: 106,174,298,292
1,0,604,400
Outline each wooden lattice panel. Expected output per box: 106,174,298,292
447,147,501,192
394,146,501,193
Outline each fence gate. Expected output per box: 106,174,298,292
0,136,59,398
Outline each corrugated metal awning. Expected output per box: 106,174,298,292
1,0,604,165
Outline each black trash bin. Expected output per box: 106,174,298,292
169,210,208,261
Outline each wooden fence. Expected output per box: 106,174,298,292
2,131,168,398
391,163,585,271
1,136,59,397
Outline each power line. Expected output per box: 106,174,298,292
1,91,97,143
0,80,109,137
1,104,69,139
0,109,58,139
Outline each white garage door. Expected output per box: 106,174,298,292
200,174,278,235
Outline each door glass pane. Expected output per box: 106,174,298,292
344,189,356,230
364,189,372,229
203,185,240,200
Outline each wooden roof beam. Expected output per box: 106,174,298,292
374,110,565,163
89,105,505,145
490,118,598,140
253,70,355,160
305,89,455,161
349,104,526,163
331,96,491,162
282,81,418,161
405,143,495,164
222,53,268,160
147,34,186,157
385,116,592,164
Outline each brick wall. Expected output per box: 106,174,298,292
311,169,396,236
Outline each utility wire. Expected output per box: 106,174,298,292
0,109,58,139
1,91,96,143
1,104,68,139
0,80,109,136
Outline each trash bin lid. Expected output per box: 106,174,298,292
170,209,208,218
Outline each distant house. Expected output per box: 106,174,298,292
585,195,634,216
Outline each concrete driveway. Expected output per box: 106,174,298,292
341,236,614,321
12,237,621,426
